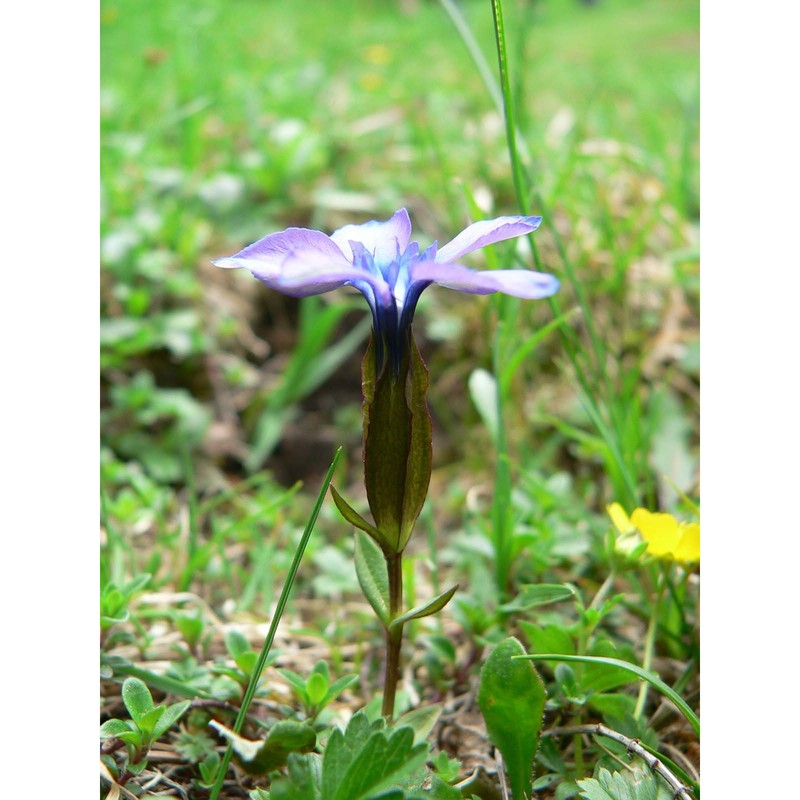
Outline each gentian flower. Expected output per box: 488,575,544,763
214,208,558,370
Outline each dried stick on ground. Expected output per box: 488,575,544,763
546,724,696,800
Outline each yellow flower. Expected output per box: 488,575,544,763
607,502,633,534
606,503,700,563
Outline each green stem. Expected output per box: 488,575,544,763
634,565,669,719
179,447,199,591
382,551,404,719
589,570,617,615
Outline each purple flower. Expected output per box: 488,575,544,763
214,208,558,369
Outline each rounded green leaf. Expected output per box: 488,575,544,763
122,677,154,722
478,637,545,800
99,718,134,739
306,671,329,707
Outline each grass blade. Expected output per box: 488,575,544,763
519,653,699,737
208,446,344,800
490,0,528,210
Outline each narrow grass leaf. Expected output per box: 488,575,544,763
500,308,580,394
521,653,699,736
208,447,343,800
108,657,215,700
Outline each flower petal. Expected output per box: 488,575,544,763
410,262,559,299
213,228,377,298
330,208,412,266
673,523,700,563
607,502,633,533
435,215,543,263
631,509,680,557
214,227,348,269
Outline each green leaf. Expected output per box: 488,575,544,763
578,767,660,800
99,718,135,739
137,705,166,737
354,530,391,625
234,650,258,676
153,700,191,739
122,677,154,722
389,585,459,631
477,637,546,800
210,719,316,775
425,775,462,800
113,729,144,748
225,629,252,660
320,712,429,800
278,668,312,701
519,621,576,656
306,672,329,707
579,640,635,694
393,703,442,745
198,751,221,786
322,713,375,797
311,659,331,682
330,485,379,539
588,693,637,719
270,753,323,800
331,724,428,800
322,674,359,707
500,583,576,612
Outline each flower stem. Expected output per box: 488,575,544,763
634,565,669,719
382,551,404,719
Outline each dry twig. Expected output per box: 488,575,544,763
547,723,696,799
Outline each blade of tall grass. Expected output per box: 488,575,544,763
520,652,699,737
489,0,528,210
445,0,643,509
207,446,342,800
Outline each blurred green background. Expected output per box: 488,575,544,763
101,0,699,609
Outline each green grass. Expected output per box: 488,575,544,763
101,0,699,796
